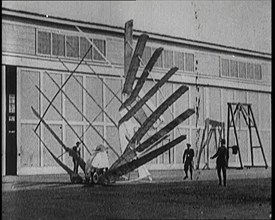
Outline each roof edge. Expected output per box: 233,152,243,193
2,7,271,59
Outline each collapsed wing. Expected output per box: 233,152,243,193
105,135,186,180
120,47,164,111
31,106,86,172
111,108,195,170
122,34,149,95
33,130,76,176
105,31,196,183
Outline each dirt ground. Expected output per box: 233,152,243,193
2,176,271,219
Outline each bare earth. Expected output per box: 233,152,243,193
2,174,271,219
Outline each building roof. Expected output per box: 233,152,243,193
2,7,271,60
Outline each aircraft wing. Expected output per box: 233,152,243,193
125,85,189,150
120,47,164,110
119,67,179,126
122,34,149,95
31,106,86,172
105,135,186,179
110,108,194,170
33,129,76,176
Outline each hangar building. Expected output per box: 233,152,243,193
2,8,271,176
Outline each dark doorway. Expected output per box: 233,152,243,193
6,65,17,175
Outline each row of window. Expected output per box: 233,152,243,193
221,58,262,80
37,30,263,81
37,30,195,72
142,46,195,72
37,30,106,61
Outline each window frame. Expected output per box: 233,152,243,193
230,60,239,78
174,50,185,71
51,31,66,58
36,29,52,57
92,38,107,63
65,35,80,60
254,63,262,80
184,52,195,73
220,56,262,81
163,49,174,70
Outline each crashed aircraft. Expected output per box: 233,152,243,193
32,20,195,185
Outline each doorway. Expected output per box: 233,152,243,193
6,65,17,175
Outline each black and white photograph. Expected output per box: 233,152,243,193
2,1,271,219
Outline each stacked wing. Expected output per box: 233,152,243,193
104,33,195,183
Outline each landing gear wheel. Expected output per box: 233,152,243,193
92,172,99,184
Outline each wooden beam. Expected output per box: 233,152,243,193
120,47,163,109
122,34,149,95
119,67,178,126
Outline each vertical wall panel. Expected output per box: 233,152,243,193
190,85,205,126
106,126,121,166
21,70,40,120
238,130,249,166
234,90,247,129
259,93,271,130
222,89,234,140
105,78,122,124
43,124,63,167
162,133,173,164
261,63,271,84
247,92,259,126
20,124,40,167
227,128,239,167
174,84,189,126
141,80,157,117
209,87,221,122
43,72,62,121
65,75,83,121
85,125,104,161
190,128,205,168
2,23,35,54
86,76,103,122
259,131,271,166
106,38,123,65
158,83,173,122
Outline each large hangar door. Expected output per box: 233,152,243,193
6,65,17,175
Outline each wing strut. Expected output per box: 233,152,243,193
107,135,186,178
31,107,86,172
119,67,179,126
120,47,164,110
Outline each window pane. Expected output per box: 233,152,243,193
80,37,92,60
37,31,51,54
66,35,79,58
185,53,194,72
255,64,262,80
230,60,238,77
174,51,184,70
247,63,254,79
93,39,106,61
141,46,151,66
221,59,229,76
52,33,65,56
152,47,163,68
239,62,246,78
163,50,173,69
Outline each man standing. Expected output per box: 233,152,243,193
182,143,195,180
211,139,229,186
72,141,81,174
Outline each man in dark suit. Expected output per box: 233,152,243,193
72,141,81,174
211,139,229,186
183,143,195,180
